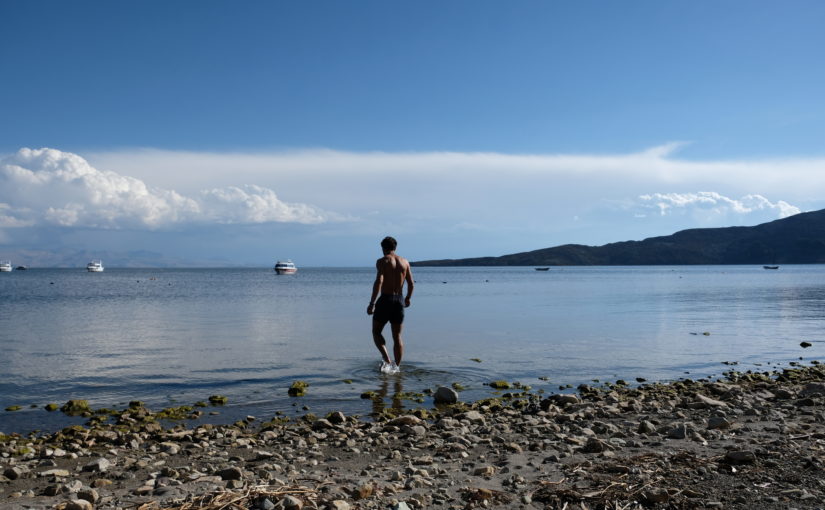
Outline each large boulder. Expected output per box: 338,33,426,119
433,386,459,404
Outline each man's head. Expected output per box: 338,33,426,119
381,236,397,254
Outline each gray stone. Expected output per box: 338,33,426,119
43,484,64,496
327,501,350,510
226,479,245,489
473,465,496,476
83,457,111,473
159,442,180,454
434,386,459,404
667,423,689,439
65,479,83,493
644,488,670,504
800,382,825,397
725,450,756,464
637,420,657,435
388,415,422,427
581,437,612,453
39,469,71,477
772,389,795,400
389,503,412,510
695,393,727,407
217,466,244,481
707,416,732,430
328,411,346,424
461,410,485,423
280,495,303,510
552,394,580,405
259,498,276,510
3,466,27,480
312,418,334,431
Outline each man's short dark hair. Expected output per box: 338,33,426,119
381,236,397,252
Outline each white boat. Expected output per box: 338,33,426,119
86,260,104,272
0,260,11,272
274,260,297,274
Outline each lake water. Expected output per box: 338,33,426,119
1,265,823,433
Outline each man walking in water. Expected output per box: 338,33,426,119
367,236,414,374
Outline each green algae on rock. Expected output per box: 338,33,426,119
208,395,228,405
156,405,195,420
5,405,22,412
288,381,309,397
489,380,511,389
60,399,92,416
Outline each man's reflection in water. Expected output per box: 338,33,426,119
371,375,405,415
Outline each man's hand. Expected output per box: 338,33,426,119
367,303,375,315
404,297,411,308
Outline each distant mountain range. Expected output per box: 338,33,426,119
413,208,825,266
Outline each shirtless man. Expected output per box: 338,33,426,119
367,236,414,373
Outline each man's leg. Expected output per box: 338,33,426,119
372,319,392,364
390,322,404,366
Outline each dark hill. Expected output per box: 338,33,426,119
413,209,825,266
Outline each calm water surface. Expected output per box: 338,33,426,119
1,265,823,432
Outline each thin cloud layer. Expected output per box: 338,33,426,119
0,148,335,229
637,192,800,219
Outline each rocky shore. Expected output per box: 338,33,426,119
2,363,825,510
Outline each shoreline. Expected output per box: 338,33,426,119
2,363,825,509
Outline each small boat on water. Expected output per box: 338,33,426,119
0,260,11,272
15,266,28,271
763,265,779,270
535,267,550,271
274,260,297,274
86,260,104,272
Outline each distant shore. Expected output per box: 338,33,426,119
2,362,824,509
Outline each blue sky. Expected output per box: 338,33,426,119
1,1,825,266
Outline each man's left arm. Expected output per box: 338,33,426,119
404,263,414,307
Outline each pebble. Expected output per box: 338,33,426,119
83,457,111,473
77,487,100,503
280,494,303,510
725,450,756,464
65,500,93,510
216,466,244,480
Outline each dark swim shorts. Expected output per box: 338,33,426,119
373,294,405,325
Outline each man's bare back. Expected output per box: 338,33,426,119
367,236,414,371
377,253,411,297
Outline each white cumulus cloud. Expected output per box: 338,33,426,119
0,148,336,229
638,192,801,219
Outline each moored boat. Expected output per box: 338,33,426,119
535,267,550,271
274,260,297,274
15,266,28,271
86,260,104,272
0,260,11,272
763,265,779,270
